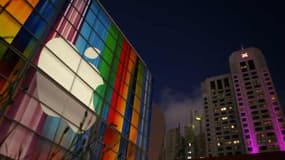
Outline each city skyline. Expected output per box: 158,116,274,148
1,0,285,159
101,0,285,129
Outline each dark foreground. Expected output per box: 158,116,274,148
195,151,285,160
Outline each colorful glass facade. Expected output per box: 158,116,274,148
0,0,152,159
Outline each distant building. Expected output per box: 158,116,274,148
202,74,245,157
230,47,285,153
202,47,285,158
148,104,166,160
184,124,197,159
164,125,184,160
184,110,206,159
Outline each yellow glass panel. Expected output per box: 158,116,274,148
131,111,139,128
0,0,39,43
133,96,140,112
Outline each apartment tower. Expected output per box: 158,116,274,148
202,74,245,157
229,47,285,153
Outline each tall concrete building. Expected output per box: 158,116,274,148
230,47,285,153
203,47,285,158
202,74,245,157
148,104,166,160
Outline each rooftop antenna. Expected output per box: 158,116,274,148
241,44,245,50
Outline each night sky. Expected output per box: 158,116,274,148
100,0,285,128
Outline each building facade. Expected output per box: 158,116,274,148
230,47,285,153
203,47,285,158
148,104,166,160
0,0,152,159
202,74,245,157
184,110,206,159
164,126,184,160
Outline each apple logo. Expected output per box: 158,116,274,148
36,37,103,132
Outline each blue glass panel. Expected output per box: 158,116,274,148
135,148,140,160
81,22,92,41
41,116,61,140
118,138,128,160
137,69,147,148
86,9,96,25
89,31,105,52
94,20,108,44
35,1,55,22
90,1,100,15
96,8,110,28
75,35,88,55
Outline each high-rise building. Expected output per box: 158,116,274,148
202,74,245,157
230,47,285,153
164,125,184,160
203,47,285,158
0,0,152,159
148,104,166,160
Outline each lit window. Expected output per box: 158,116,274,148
272,96,276,100
225,141,232,145
233,140,240,144
217,142,221,146
241,52,249,58
222,117,228,120
221,107,227,111
230,125,235,129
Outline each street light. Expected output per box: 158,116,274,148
195,117,201,121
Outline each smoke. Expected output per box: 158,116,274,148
158,87,203,129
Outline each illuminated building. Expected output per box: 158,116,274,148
0,0,152,159
230,47,285,153
203,47,285,158
202,74,245,157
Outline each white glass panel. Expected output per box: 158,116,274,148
77,58,103,90
45,37,81,72
71,76,93,107
38,46,74,90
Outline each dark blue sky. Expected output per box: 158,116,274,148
101,0,285,111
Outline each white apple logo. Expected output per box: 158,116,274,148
36,37,103,132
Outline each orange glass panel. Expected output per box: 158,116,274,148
129,49,137,63
102,127,120,160
126,141,136,160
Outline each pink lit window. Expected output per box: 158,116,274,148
241,52,249,58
